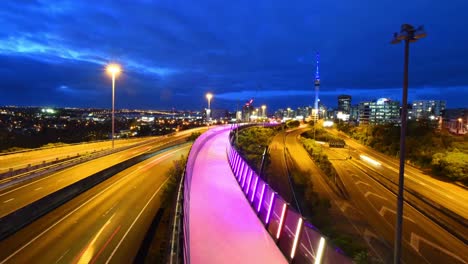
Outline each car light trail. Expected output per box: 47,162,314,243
360,155,381,166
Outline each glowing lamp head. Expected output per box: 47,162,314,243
261,105,266,110
206,93,213,101
106,64,121,76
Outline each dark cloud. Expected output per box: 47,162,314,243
0,0,467,111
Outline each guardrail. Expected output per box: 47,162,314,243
226,133,352,264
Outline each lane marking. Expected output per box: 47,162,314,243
90,225,121,264
2,198,14,203
0,146,188,264
355,181,370,186
379,206,415,223
105,177,171,263
410,233,465,263
74,214,115,264
364,191,388,201
55,249,70,263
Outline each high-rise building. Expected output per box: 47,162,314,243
410,100,446,119
338,95,352,114
241,98,254,122
358,98,400,125
358,102,371,125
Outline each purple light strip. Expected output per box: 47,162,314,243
276,203,287,239
257,183,266,212
240,162,246,182
245,170,253,192
290,217,303,259
250,176,259,202
241,167,248,188
234,155,240,173
265,192,276,224
238,162,244,181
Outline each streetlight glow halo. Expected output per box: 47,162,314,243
106,63,122,76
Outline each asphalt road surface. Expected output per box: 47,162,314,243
285,127,467,263
0,145,190,264
0,137,153,174
0,130,199,218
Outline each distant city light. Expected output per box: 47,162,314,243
323,120,334,127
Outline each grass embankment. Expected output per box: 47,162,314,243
136,156,187,263
337,122,467,184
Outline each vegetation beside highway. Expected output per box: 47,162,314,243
336,122,467,184
300,138,339,182
139,155,187,263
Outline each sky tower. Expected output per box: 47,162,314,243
313,52,320,121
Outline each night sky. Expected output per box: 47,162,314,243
0,0,467,112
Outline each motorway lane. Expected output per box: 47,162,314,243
0,137,154,174
0,133,190,218
328,128,468,220
289,126,467,263
0,145,190,264
326,148,467,264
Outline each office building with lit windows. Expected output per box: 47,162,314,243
358,98,400,125
410,100,446,120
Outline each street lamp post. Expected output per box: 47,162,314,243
261,105,266,127
391,24,426,264
106,63,121,149
206,93,213,123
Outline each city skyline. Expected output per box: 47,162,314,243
0,1,467,111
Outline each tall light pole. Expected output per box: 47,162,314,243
106,63,121,149
391,24,426,264
261,105,266,127
206,93,213,123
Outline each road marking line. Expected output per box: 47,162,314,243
90,225,121,264
105,176,171,264
2,198,14,203
55,249,70,263
34,187,43,191
74,215,114,264
379,206,415,223
355,180,370,186
364,191,388,201
410,233,465,263
0,146,187,264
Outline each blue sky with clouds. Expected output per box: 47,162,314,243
0,0,467,111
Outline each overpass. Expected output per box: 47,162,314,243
180,126,351,263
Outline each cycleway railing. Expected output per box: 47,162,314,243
226,137,352,264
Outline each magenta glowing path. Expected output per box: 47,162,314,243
188,129,287,264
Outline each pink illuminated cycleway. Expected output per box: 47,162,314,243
189,130,287,264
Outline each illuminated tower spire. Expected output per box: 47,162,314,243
314,52,320,121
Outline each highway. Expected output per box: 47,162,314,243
0,144,190,264
284,127,467,263
328,128,468,222
0,128,204,218
0,137,154,174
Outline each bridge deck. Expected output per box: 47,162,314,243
189,129,287,264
